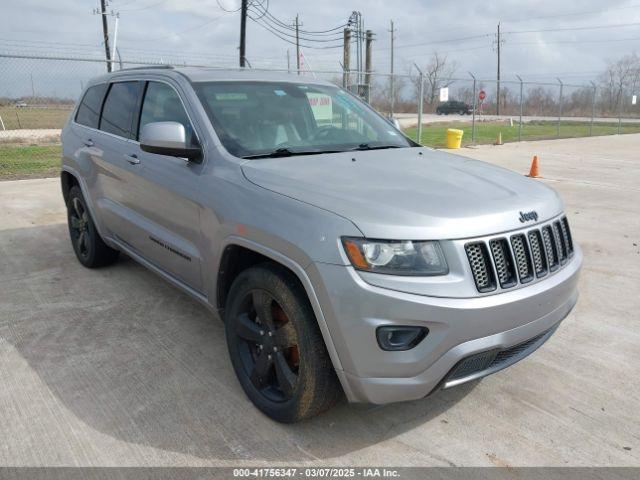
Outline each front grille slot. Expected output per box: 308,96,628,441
541,225,560,271
489,238,517,288
527,230,548,278
464,217,575,293
510,234,534,283
553,221,567,264
560,216,574,256
465,242,496,292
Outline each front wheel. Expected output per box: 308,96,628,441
67,186,119,268
224,264,341,422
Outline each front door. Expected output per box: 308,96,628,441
126,80,205,292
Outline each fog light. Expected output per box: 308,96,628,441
376,326,428,351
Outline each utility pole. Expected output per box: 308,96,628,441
99,0,112,72
30,74,35,99
496,21,501,116
287,49,290,73
112,12,119,70
389,20,395,116
343,28,351,88
295,14,301,74
365,30,373,103
239,0,248,67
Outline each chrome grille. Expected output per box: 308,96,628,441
465,243,496,292
511,234,534,283
489,238,517,288
465,216,574,293
527,230,548,277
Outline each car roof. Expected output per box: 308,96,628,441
88,66,337,87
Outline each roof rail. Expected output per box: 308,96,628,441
117,65,175,71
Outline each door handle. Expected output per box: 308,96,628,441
83,139,94,147
124,153,140,165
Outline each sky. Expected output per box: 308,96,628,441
1,0,640,97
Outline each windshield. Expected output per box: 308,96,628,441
194,81,414,158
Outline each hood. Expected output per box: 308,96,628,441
241,147,564,239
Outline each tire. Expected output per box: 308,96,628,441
67,186,119,268
224,263,341,422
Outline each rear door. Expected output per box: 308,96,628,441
68,82,109,225
125,79,204,291
92,80,146,246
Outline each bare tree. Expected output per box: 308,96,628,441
412,52,458,110
598,53,639,115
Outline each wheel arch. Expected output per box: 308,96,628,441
60,170,79,207
60,166,111,245
215,237,345,375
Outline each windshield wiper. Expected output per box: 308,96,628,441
242,148,342,159
351,143,403,151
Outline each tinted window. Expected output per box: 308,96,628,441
99,81,141,138
75,83,107,129
138,82,195,143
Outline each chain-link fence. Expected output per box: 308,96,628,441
1,51,640,178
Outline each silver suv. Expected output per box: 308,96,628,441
61,67,581,422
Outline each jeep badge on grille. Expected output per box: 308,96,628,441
519,211,539,223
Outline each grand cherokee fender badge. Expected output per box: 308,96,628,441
519,211,539,223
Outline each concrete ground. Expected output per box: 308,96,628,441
0,135,638,467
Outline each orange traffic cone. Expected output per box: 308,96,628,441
527,156,540,178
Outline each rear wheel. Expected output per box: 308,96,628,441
67,186,119,268
224,264,341,422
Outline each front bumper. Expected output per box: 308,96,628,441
306,247,582,404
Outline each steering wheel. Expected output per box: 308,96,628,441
310,125,341,141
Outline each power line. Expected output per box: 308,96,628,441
248,2,348,35
503,3,640,23
504,21,640,35
126,14,227,42
509,36,640,46
375,32,493,51
119,0,169,12
248,17,344,49
250,12,344,40
247,13,344,43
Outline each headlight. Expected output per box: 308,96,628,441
342,237,448,276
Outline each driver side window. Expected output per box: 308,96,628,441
138,82,196,144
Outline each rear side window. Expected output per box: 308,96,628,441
99,81,141,139
138,82,195,143
75,84,108,129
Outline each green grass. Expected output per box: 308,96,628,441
0,144,61,179
0,106,72,130
404,120,640,147
1,119,639,180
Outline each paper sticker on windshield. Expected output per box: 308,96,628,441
274,90,287,96
387,130,398,136
307,93,333,122
215,93,248,101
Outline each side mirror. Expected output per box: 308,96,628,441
140,121,202,162
387,116,402,130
